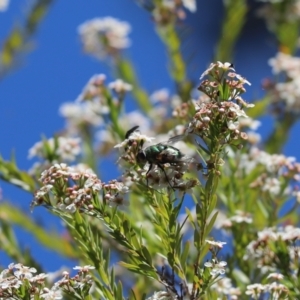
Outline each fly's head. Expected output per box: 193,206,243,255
136,150,147,166
124,126,144,153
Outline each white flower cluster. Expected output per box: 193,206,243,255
32,163,102,212
0,0,9,11
28,137,81,162
0,263,94,299
258,0,300,25
108,79,132,94
78,17,131,59
246,281,288,299
162,0,196,12
210,277,241,299
146,291,177,300
59,74,109,133
244,225,300,273
268,52,300,113
204,259,227,276
238,147,300,196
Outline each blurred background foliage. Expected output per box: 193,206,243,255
1,0,300,299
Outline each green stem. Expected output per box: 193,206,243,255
265,113,296,154
114,57,152,113
215,0,248,62
155,23,192,101
80,124,97,171
0,0,55,78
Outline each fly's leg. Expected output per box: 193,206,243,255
145,163,153,187
157,164,175,191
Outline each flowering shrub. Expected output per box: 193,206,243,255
1,0,300,299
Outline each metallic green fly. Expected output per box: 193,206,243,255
125,126,188,189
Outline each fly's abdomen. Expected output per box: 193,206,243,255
143,143,183,165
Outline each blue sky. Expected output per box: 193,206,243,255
1,0,299,271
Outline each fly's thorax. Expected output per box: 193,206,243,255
146,144,164,153
141,145,162,163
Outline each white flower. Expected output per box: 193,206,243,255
59,101,105,132
73,265,95,272
210,277,241,299
0,277,22,289
114,130,155,148
227,120,239,130
230,211,253,224
245,283,266,297
150,88,170,104
235,73,251,86
267,282,289,298
108,79,132,93
205,240,227,248
28,137,82,162
0,0,9,11
268,52,300,113
14,264,37,279
41,288,63,300
58,203,77,214
182,0,197,12
267,273,284,280
76,74,106,102
228,102,248,118
30,273,48,282
200,61,235,78
238,117,261,130
146,291,176,300
78,17,131,59
261,177,281,196
258,228,278,241
269,52,300,77
204,260,227,276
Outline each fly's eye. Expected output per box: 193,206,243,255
136,151,146,163
125,139,135,151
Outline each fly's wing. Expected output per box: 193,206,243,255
151,136,203,172
159,134,185,145
159,135,198,164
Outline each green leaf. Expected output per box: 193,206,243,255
167,251,175,267
247,97,268,119
141,245,152,265
119,261,157,279
207,195,217,216
119,261,141,272
0,0,55,77
0,154,35,192
215,0,248,62
129,290,138,300
198,243,210,263
194,228,200,249
180,241,190,272
257,200,269,219
116,280,124,300
110,266,115,291
277,21,299,53
99,265,110,286
0,203,76,258
232,268,250,285
204,211,219,238
115,58,151,112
